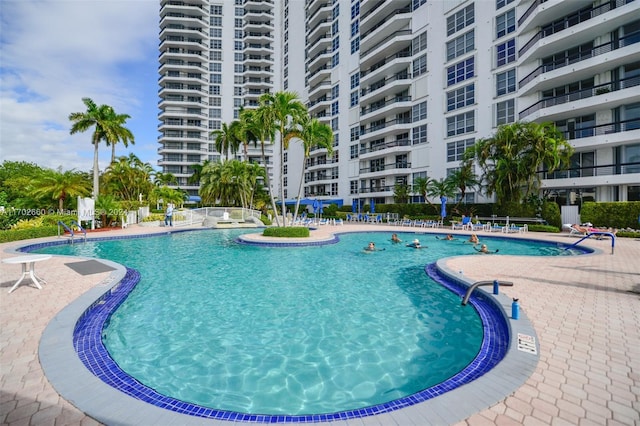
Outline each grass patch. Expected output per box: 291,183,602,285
263,227,310,238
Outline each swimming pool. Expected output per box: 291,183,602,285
32,230,575,422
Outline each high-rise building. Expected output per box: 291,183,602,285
158,0,640,207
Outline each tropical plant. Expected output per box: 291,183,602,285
95,194,121,227
211,121,241,159
29,168,91,211
240,105,280,225
393,183,410,204
285,115,334,223
463,122,573,206
154,171,178,187
426,178,456,216
102,154,154,202
69,98,134,198
187,160,211,186
258,91,307,225
149,185,186,208
103,109,135,164
447,163,480,212
412,176,431,203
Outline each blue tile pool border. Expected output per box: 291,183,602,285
32,229,545,423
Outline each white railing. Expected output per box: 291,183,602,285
173,207,262,226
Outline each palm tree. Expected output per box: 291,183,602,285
393,183,410,204
187,160,211,186
241,106,280,225
102,154,154,202
285,116,333,223
154,171,178,187
30,168,91,211
258,91,307,225
427,178,456,216
212,122,241,160
447,163,480,212
236,107,259,161
464,122,573,206
103,109,135,164
412,176,432,203
69,98,134,198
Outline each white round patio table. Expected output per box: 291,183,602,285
2,254,52,293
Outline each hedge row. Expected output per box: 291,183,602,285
0,226,59,243
263,227,310,238
580,201,640,229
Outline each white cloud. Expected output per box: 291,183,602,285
0,0,160,172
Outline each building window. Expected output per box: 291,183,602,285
447,111,475,136
496,99,515,125
210,40,222,49
331,84,339,99
332,20,339,36
496,9,516,38
412,0,427,10
210,5,222,15
350,72,360,89
412,31,427,54
447,4,474,36
412,101,427,122
350,126,360,141
332,117,339,131
447,84,475,111
234,41,243,51
447,57,474,86
210,17,222,26
350,180,358,194
332,52,340,67
351,20,359,37
496,0,515,10
351,37,359,54
332,36,340,51
350,145,359,159
331,101,339,116
496,69,516,96
446,30,474,61
351,2,360,19
350,91,359,107
413,54,427,77
234,18,242,28
447,138,475,162
496,39,516,67
412,124,428,144
211,28,222,38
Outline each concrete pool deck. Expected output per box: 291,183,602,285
1,223,639,425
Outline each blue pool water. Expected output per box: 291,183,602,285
35,230,576,416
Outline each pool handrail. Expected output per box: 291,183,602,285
564,231,615,254
57,220,87,244
461,280,514,306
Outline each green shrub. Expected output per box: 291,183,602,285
142,213,165,222
528,224,560,233
580,201,640,229
0,226,59,243
541,201,561,228
260,214,272,225
263,227,310,238
617,230,640,238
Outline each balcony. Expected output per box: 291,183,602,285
359,162,412,177
360,116,412,138
361,96,412,123
519,32,640,90
358,185,394,194
360,6,411,52
360,73,411,103
358,138,411,159
359,30,413,68
520,75,640,119
520,0,635,57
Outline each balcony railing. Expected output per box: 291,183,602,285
360,30,412,59
540,161,640,179
360,6,412,42
518,0,548,27
360,49,411,78
358,185,395,194
519,0,634,57
361,73,411,96
360,117,412,135
359,162,412,173
361,96,411,116
519,75,640,119
519,32,640,89
360,138,411,155
557,117,640,141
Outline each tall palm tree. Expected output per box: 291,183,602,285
258,91,307,225
236,106,259,161
426,178,456,216
412,176,432,204
242,106,280,225
69,98,134,198
285,116,333,223
103,109,135,164
102,154,154,202
212,122,241,160
30,168,91,211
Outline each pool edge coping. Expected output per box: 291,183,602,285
36,230,541,425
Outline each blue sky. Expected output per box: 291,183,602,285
0,0,161,172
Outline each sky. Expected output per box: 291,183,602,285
0,0,161,173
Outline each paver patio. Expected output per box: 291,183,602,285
1,224,638,425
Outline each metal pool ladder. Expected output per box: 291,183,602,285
461,280,514,306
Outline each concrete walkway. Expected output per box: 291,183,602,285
1,224,638,425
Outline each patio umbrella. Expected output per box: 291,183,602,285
318,200,323,216
352,199,358,213
312,200,319,214
370,199,375,213
440,196,447,219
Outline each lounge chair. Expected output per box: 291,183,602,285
452,216,472,230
